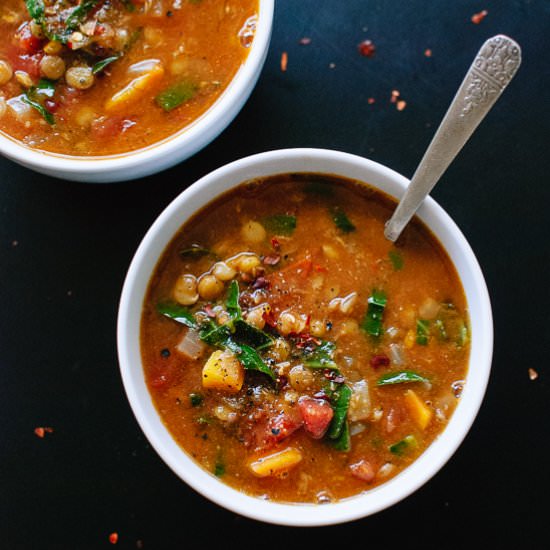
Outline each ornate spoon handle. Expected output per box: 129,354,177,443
384,34,522,242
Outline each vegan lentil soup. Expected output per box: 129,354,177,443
140,174,470,503
0,0,258,155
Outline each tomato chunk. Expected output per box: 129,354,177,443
298,396,334,439
17,22,45,54
350,459,375,483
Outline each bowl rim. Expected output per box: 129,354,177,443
0,0,274,179
117,147,493,526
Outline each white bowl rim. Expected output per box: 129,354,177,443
0,0,274,178
117,147,493,526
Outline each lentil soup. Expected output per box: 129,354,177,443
140,174,470,503
0,0,258,156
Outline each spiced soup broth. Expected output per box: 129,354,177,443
140,174,469,503
0,0,258,155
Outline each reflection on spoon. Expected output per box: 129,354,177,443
384,34,522,243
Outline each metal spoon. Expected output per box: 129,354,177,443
384,35,522,242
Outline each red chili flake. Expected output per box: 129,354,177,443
471,10,488,24
370,354,390,368
390,89,400,103
270,236,280,250
396,99,407,111
313,264,328,273
251,276,270,290
44,100,58,113
367,97,376,105
262,254,281,266
357,39,376,58
299,37,312,45
424,48,432,57
280,51,288,72
109,532,118,545
262,309,278,328
34,426,54,438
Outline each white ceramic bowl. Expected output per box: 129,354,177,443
117,148,493,526
0,1,274,183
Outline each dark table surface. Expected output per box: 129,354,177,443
1,1,549,548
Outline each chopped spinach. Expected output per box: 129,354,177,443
361,289,387,337
327,384,352,440
330,207,356,233
22,79,56,125
262,214,297,236
389,434,417,456
156,302,198,329
416,319,430,345
303,340,338,371
376,370,429,386
156,80,197,111
388,249,404,271
92,56,120,75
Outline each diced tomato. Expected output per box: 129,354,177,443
350,459,375,482
241,407,303,451
298,396,334,439
11,53,43,79
17,22,45,54
265,410,303,445
148,360,176,389
91,116,136,139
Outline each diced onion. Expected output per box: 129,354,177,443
175,329,205,360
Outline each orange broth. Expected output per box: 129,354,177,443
140,174,470,503
0,0,258,155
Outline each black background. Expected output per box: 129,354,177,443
1,1,549,548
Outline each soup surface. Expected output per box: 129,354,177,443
0,0,258,155
141,174,470,503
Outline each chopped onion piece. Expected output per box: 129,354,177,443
389,343,405,365
175,329,205,360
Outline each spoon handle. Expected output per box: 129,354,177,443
384,34,522,242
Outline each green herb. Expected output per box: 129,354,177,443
303,340,338,371
262,214,297,236
189,393,203,407
157,302,198,329
416,319,430,345
388,249,404,270
22,79,56,125
226,280,241,320
377,370,429,386
331,419,351,451
198,320,231,347
361,290,387,337
456,321,469,348
65,0,100,29
196,415,212,425
389,434,418,456
327,384,352,440
330,207,356,233
224,339,276,379
92,56,119,75
156,80,197,111
233,319,273,350
25,0,45,22
179,244,215,259
214,459,225,477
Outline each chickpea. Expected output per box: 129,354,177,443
212,261,236,282
268,337,291,362
241,220,266,244
309,319,326,338
197,274,224,300
29,20,44,38
288,365,315,390
238,254,261,275
40,55,66,80
246,304,268,330
0,97,6,118
0,60,13,86
173,274,199,306
14,70,33,89
65,66,94,90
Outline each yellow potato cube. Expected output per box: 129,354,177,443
404,389,433,430
202,350,244,393
248,447,303,478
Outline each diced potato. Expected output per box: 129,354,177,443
248,447,303,477
105,62,164,112
202,350,244,393
404,389,433,429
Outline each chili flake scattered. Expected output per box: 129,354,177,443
280,51,288,72
528,368,538,381
358,39,376,58
367,97,376,105
424,48,432,57
299,37,312,45
109,532,119,545
34,426,54,438
471,10,488,24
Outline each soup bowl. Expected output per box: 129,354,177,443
117,148,493,526
0,1,274,183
